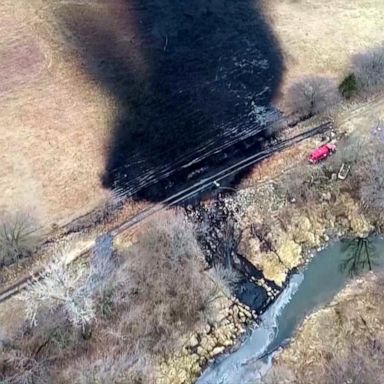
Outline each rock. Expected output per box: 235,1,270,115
322,192,332,202
189,335,199,348
190,354,200,362
191,362,201,375
197,346,205,356
211,346,225,356
250,252,288,286
292,216,319,247
240,307,252,319
215,326,235,347
199,336,216,353
276,236,302,270
350,214,372,237
233,305,239,318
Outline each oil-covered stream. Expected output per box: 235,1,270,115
198,237,384,384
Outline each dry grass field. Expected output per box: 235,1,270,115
0,1,131,227
1,0,384,229
269,273,384,383
264,0,384,98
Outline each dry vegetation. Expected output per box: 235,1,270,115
234,119,384,285
280,133,384,214
283,42,384,118
325,137,383,227
285,76,341,118
0,212,39,267
264,0,384,97
352,43,384,93
2,1,384,383
0,210,217,383
0,0,119,227
265,271,384,384
3,0,381,230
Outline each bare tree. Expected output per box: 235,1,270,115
0,349,48,384
326,133,368,171
67,196,123,233
113,210,215,355
0,212,39,267
285,76,341,118
0,326,8,349
65,353,152,384
20,235,115,336
351,43,384,93
212,263,242,296
323,341,384,384
279,162,328,204
263,365,295,384
360,155,384,217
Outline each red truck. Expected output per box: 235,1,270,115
309,143,336,164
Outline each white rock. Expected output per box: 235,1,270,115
189,335,199,348
211,346,225,356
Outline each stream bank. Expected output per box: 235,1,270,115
197,237,384,384
157,173,377,384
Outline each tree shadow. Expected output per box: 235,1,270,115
340,237,378,277
56,0,283,201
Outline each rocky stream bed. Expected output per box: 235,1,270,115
157,174,377,384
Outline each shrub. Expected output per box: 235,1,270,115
67,197,123,233
65,354,151,384
285,76,341,118
360,155,384,222
351,43,384,93
11,211,217,383
279,162,329,204
113,210,215,355
263,365,296,384
0,349,48,384
212,264,242,296
339,73,358,99
20,235,115,335
323,341,384,384
0,212,39,267
325,133,368,170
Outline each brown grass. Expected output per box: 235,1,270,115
263,0,384,102
1,0,384,230
112,210,215,356
269,272,384,383
0,1,123,228
0,209,216,383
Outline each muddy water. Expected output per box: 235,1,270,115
197,237,384,384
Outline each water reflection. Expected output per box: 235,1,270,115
339,237,378,277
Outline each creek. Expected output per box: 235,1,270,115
197,237,384,384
